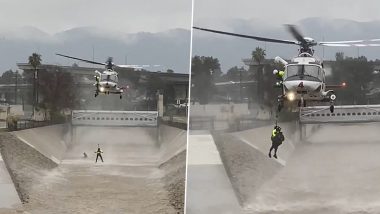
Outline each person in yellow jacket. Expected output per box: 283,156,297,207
269,125,285,159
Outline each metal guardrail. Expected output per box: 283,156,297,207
300,105,380,124
189,115,272,132
72,110,158,127
7,119,63,131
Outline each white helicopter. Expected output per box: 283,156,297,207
272,54,345,113
56,53,149,99
193,25,380,113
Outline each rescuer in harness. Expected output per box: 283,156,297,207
273,69,285,88
273,69,285,112
95,144,104,163
95,76,100,87
269,125,285,159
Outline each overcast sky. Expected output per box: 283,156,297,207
0,0,192,34
194,0,380,28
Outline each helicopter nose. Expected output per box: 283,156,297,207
284,81,320,92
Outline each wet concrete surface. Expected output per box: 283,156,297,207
245,123,380,214
2,125,185,214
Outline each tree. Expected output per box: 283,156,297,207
37,67,77,121
191,56,221,104
0,70,23,104
0,70,22,84
331,54,374,104
146,75,165,99
166,69,174,73
252,47,266,103
252,47,266,65
28,53,41,69
28,53,42,108
226,66,248,82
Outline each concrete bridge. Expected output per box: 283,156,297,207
71,110,158,127
299,105,380,139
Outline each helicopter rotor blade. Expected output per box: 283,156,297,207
116,64,162,69
319,38,380,47
193,27,299,45
320,43,380,47
116,65,145,69
56,53,106,66
319,40,365,44
286,25,307,44
319,43,352,47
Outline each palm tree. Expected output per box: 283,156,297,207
252,47,266,103
252,47,266,65
28,53,42,110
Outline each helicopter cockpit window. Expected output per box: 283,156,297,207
109,75,118,82
285,65,322,82
100,74,118,82
100,75,108,81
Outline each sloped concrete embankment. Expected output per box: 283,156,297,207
0,124,70,204
0,133,58,204
158,125,187,213
212,122,300,207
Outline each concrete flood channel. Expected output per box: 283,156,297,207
207,122,380,214
0,124,186,213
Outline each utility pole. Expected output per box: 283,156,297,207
322,36,325,59
239,67,242,102
35,68,39,105
92,45,95,68
256,64,263,103
357,47,360,58
33,68,36,109
14,70,18,104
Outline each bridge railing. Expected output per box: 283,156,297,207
71,110,158,127
300,105,380,124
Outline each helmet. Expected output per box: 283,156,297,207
276,126,281,131
279,70,285,77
